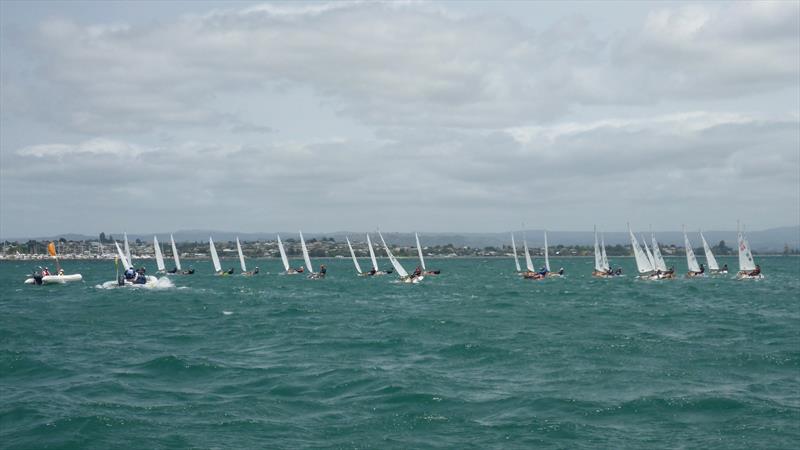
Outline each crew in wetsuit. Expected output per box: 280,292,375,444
124,267,136,280
318,265,327,278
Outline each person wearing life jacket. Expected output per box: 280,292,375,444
42,267,51,276
134,267,147,284
226,268,234,275
413,266,422,277
748,265,761,277
252,267,260,275
125,267,136,280
57,268,64,276
296,266,305,273
318,265,327,278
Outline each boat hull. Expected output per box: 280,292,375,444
24,274,83,285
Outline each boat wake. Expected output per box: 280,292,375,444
95,277,175,290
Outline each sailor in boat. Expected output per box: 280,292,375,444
319,265,327,278
57,268,64,276
548,267,565,277
134,267,148,284
167,267,178,274
746,264,761,278
124,266,136,281
243,267,260,276
687,263,705,278
413,266,422,277
716,264,729,274
296,266,305,273
42,267,51,276
30,268,44,285
182,267,195,275
368,267,377,276
226,268,234,275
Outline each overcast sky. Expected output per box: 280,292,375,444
1,0,798,238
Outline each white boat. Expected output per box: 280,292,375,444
592,227,611,277
24,241,83,285
363,234,390,275
522,235,535,272
300,231,324,279
209,237,229,275
684,227,704,277
237,237,258,275
641,236,656,271
101,241,161,287
346,237,363,275
154,236,166,273
650,233,674,278
510,233,522,272
700,231,725,274
629,225,654,278
736,225,762,279
543,231,562,277
276,235,301,274
378,231,422,283
601,234,611,273
415,233,440,275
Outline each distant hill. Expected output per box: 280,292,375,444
6,226,798,253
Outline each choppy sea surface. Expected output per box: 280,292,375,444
1,256,798,449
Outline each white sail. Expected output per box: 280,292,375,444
366,234,379,271
651,234,668,271
511,234,521,272
700,231,719,271
600,234,610,271
543,231,551,272
684,228,701,273
123,232,132,265
277,235,290,271
415,232,426,271
593,228,603,272
114,241,131,270
378,231,409,277
209,237,222,272
170,234,182,271
738,229,757,272
523,236,534,272
154,236,165,271
236,237,247,272
642,236,656,269
629,226,654,274
299,231,314,273
346,237,362,274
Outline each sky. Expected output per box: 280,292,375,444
1,0,798,238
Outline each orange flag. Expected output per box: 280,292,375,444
48,242,57,257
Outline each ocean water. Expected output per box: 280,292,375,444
1,256,798,449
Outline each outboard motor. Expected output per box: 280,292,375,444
33,272,43,285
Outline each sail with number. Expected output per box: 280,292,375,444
651,234,668,271
366,234,379,271
299,231,314,273
737,228,756,272
511,234,521,272
378,231,409,277
629,226,654,274
209,237,222,272
415,233,426,271
593,228,603,272
346,237,362,274
600,234,610,271
700,231,719,271
684,228,701,272
170,234,182,271
154,236,165,271
236,237,247,272
114,241,131,270
123,232,132,265
523,236,534,272
277,235,290,271
543,231,551,272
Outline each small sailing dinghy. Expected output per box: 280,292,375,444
97,241,162,288
300,231,325,279
364,234,391,275
237,237,259,276
415,233,440,275
684,227,705,278
378,231,422,283
592,227,612,277
650,233,675,279
736,225,763,280
24,241,83,285
166,234,193,275
521,233,545,279
277,235,303,274
542,231,563,277
210,237,232,276
510,233,522,273
629,225,654,279
700,231,726,274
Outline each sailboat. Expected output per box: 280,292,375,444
300,231,325,279
415,233,440,275
542,231,563,277
736,224,762,279
684,227,705,277
276,235,302,274
364,234,390,275
600,234,612,275
209,237,231,275
521,233,543,279
24,241,83,285
510,233,522,273
592,227,614,277
650,233,674,279
378,231,421,283
700,231,725,274
154,236,166,274
629,225,654,278
346,237,364,275
167,234,193,274
98,241,160,287
237,237,259,276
